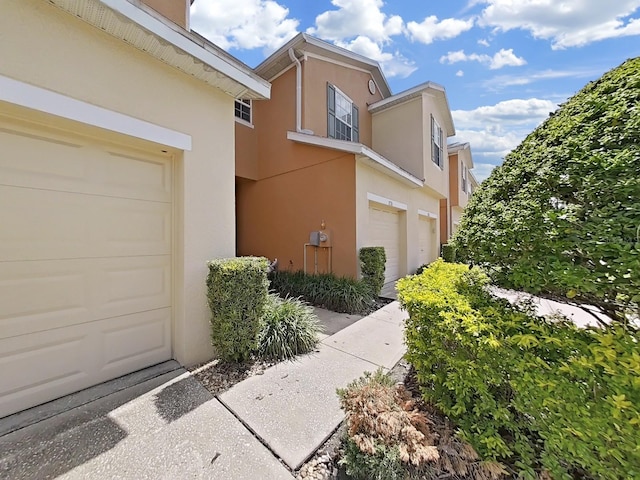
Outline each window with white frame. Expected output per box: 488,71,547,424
461,162,468,193
234,98,251,123
431,115,443,167
327,84,359,142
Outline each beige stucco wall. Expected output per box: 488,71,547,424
2,0,237,366
421,93,450,199
355,162,441,277
371,98,424,179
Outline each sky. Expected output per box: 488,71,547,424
190,0,640,182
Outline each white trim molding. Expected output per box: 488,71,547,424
0,74,192,150
286,131,423,188
418,209,438,219
367,192,408,211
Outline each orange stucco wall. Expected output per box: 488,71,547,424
302,57,383,147
237,151,357,277
140,0,188,28
234,55,385,278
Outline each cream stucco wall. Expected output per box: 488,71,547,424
355,162,441,277
371,98,424,180
1,0,237,366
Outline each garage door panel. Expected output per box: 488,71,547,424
0,128,172,203
0,308,170,418
418,218,433,266
368,206,401,283
1,186,171,261
0,256,171,339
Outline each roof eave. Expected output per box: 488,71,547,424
49,0,270,100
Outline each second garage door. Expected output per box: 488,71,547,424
418,217,436,267
0,118,173,418
368,204,402,284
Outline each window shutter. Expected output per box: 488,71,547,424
352,104,359,142
431,114,436,165
327,83,336,139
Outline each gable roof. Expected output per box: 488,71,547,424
255,33,392,98
48,0,270,100
368,81,455,136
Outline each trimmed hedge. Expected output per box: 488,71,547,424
397,259,640,479
270,270,374,314
359,247,386,296
440,243,456,262
206,257,269,362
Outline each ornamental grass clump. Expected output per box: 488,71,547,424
257,294,323,361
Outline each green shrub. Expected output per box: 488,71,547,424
206,257,269,362
257,294,323,361
440,243,456,262
359,247,386,296
270,270,374,314
397,259,640,479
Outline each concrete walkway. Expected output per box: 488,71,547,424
0,301,408,479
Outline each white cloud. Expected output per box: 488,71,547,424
407,16,474,44
190,0,299,51
306,0,417,79
456,70,465,77
470,162,498,182
486,68,603,89
477,38,490,46
440,48,526,69
307,0,403,42
451,98,560,181
477,0,640,49
336,36,417,78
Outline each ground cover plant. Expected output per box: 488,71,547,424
270,270,375,314
453,57,640,324
397,260,640,479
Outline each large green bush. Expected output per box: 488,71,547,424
258,294,322,360
359,247,386,296
453,58,640,324
397,260,640,479
206,257,269,362
270,270,374,314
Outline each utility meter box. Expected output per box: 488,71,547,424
309,230,332,247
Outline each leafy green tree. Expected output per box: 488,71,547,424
454,58,640,325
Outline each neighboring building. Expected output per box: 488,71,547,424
235,33,455,286
439,142,477,244
0,0,269,418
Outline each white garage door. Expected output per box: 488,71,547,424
368,205,401,283
0,120,173,418
418,217,436,267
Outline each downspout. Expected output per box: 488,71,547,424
288,48,302,133
288,48,313,134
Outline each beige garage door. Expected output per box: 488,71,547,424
368,205,401,283
418,217,436,267
0,120,173,418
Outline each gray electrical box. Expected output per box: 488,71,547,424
309,231,320,246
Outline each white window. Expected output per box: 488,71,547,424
431,115,443,167
327,84,359,142
234,99,251,124
461,162,468,193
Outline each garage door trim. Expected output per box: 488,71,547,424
367,192,407,211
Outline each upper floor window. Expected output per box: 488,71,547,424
461,162,468,193
234,99,251,124
327,84,359,142
431,115,443,168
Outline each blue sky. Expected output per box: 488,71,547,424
190,0,640,181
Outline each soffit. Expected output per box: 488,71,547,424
48,0,270,100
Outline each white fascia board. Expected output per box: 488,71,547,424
0,74,192,150
418,209,438,219
286,131,424,188
367,192,408,211
99,0,270,99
